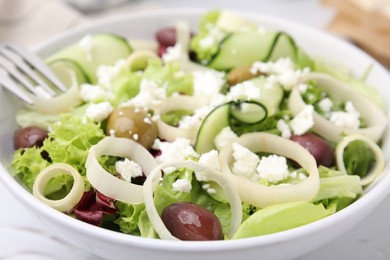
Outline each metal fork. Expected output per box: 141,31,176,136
0,43,67,105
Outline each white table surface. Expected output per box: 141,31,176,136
1,0,390,259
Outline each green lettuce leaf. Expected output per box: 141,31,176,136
11,114,105,195
343,140,376,179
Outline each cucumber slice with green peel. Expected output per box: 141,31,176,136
195,101,269,154
229,101,267,125
248,77,284,116
48,59,89,88
207,31,298,71
195,103,230,154
46,33,133,84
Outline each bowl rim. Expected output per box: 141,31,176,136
1,7,390,253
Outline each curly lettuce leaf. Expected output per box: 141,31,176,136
343,140,376,179
114,201,145,235
11,114,105,195
143,59,193,96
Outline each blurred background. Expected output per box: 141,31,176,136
1,0,390,259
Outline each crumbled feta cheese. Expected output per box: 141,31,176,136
79,84,107,102
227,81,261,101
256,155,289,183
277,119,292,139
178,106,211,130
153,138,198,163
125,79,166,111
162,43,182,63
202,183,217,194
298,83,309,94
115,158,143,183
290,105,314,135
79,34,93,61
318,97,333,113
144,117,152,125
231,142,260,180
109,129,116,136
96,59,127,88
199,36,216,49
250,58,310,90
172,178,192,193
133,133,139,140
214,126,238,150
163,167,177,175
85,101,113,122
199,150,221,171
329,101,361,129
192,70,225,100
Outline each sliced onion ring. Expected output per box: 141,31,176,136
155,95,206,144
86,136,158,204
28,72,81,114
288,72,387,143
143,160,242,240
125,49,158,71
32,163,84,212
335,134,385,186
219,132,320,208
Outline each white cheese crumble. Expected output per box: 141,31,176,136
153,138,198,163
85,101,113,122
124,79,166,111
250,58,310,90
79,83,107,102
231,142,259,181
329,101,361,129
202,183,217,194
256,155,289,183
277,119,292,139
214,126,238,150
192,70,226,101
290,105,314,135
78,34,93,61
172,178,192,193
199,150,221,171
162,43,182,63
199,36,215,49
115,158,143,183
318,97,333,113
227,81,261,101
96,59,127,88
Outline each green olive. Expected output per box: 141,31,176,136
106,106,158,150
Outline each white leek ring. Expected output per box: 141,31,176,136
28,72,81,114
128,39,158,52
86,136,158,204
335,134,385,186
125,50,158,71
143,161,242,240
219,132,320,208
155,95,206,144
288,72,387,142
33,163,84,212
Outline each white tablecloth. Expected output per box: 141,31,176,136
1,0,390,259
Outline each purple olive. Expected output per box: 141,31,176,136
291,133,335,167
155,27,177,47
161,202,223,241
13,126,49,150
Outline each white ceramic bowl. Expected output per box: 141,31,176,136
1,9,390,260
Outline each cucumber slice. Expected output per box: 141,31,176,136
46,33,133,84
230,101,267,124
207,31,298,71
195,103,230,154
249,77,284,116
48,59,89,87
265,32,297,62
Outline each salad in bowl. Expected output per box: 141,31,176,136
2,8,389,259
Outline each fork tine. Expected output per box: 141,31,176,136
0,68,34,105
4,43,67,93
0,47,56,96
0,55,46,97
